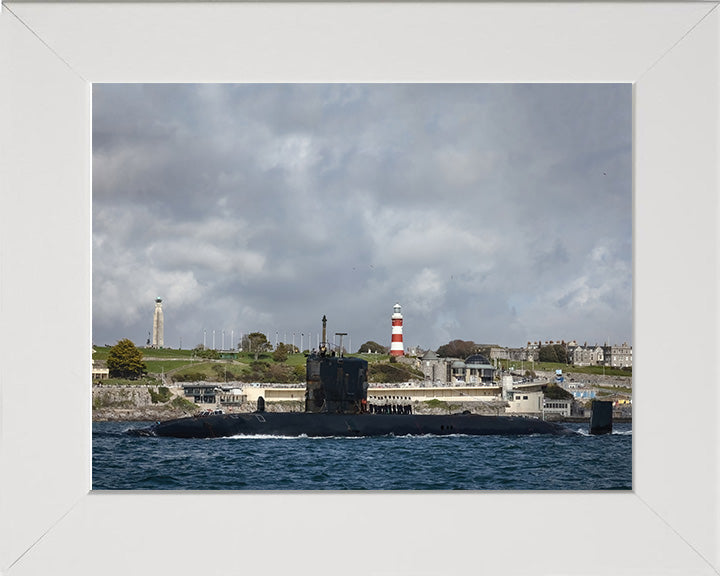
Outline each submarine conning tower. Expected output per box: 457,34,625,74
305,315,369,414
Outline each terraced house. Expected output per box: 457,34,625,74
603,343,632,368
567,343,632,368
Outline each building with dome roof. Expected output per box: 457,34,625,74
419,350,496,385
451,354,495,384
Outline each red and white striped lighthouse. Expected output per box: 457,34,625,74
390,303,404,357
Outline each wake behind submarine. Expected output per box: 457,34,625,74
128,316,610,439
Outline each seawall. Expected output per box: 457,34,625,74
93,385,191,421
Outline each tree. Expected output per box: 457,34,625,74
436,339,477,358
538,345,559,363
553,344,568,364
107,338,147,379
357,340,388,354
243,332,272,360
539,344,568,363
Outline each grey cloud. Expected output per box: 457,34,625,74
93,83,632,351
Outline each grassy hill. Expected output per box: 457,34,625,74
93,346,399,384
94,346,629,385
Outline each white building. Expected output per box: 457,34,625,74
506,390,544,415
543,398,573,417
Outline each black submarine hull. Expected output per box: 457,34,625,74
128,411,572,438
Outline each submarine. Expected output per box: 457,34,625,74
128,316,590,439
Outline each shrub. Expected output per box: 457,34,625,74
172,371,207,382
170,396,198,412
368,362,423,383
149,386,173,404
272,344,290,363
293,365,306,382
194,347,221,359
544,384,573,400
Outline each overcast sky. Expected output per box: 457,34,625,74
92,83,631,352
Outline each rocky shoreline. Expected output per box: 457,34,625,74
92,384,515,421
92,382,630,422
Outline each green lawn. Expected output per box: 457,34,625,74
596,384,633,394
93,346,196,361
499,359,631,377
144,359,206,374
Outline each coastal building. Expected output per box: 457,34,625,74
504,381,557,416
450,354,495,384
218,388,247,406
420,340,632,370
367,383,501,404
420,352,497,385
183,383,217,404
92,360,109,381
602,343,633,368
563,342,632,368
405,345,426,357
505,389,544,415
420,350,452,383
152,297,164,348
475,346,508,360
525,341,540,362
568,344,604,366
543,398,573,418
507,348,530,362
184,383,307,407
390,303,404,356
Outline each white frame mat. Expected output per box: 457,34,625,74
1,2,718,575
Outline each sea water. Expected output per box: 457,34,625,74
92,421,631,490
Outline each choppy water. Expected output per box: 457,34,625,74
92,421,631,490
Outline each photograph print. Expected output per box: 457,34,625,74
92,83,632,490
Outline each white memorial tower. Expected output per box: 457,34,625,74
152,297,164,348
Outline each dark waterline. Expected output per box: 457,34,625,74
92,421,632,490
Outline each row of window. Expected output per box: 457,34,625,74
185,388,217,395
544,402,570,409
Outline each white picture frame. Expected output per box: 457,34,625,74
1,2,718,575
